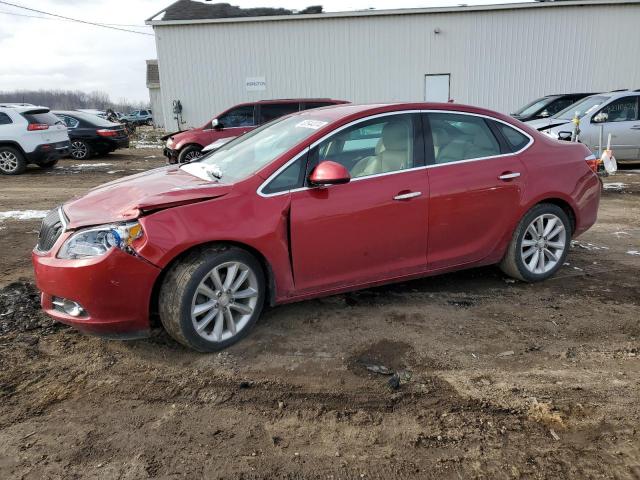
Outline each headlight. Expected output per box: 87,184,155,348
57,221,143,259
166,137,174,148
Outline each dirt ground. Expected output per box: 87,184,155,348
0,147,639,479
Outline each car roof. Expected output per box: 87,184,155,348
0,104,49,113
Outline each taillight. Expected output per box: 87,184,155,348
27,123,49,131
585,154,601,173
97,129,118,137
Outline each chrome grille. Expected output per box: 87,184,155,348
36,208,65,252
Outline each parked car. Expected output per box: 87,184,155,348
163,99,349,163
0,105,69,175
125,109,153,126
526,90,640,163
511,93,595,122
32,102,601,351
54,111,130,160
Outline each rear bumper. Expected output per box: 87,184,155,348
32,246,161,337
95,137,129,152
26,141,70,164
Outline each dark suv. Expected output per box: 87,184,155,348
511,93,595,122
164,98,349,163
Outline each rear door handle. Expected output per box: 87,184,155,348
498,172,521,181
631,125,640,130
393,191,422,201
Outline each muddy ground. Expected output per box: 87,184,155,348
0,147,639,479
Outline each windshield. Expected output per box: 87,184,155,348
513,96,556,116
554,95,609,121
187,114,330,182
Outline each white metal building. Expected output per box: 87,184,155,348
147,0,640,130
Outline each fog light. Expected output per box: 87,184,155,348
52,297,87,317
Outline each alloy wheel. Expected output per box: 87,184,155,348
70,141,88,159
183,150,202,162
520,213,566,274
190,261,259,342
0,151,19,173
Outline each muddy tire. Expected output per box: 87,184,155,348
0,146,27,175
177,145,202,164
38,158,59,169
159,245,265,352
500,203,571,282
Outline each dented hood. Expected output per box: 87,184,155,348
63,165,232,228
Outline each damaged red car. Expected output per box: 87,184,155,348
32,103,601,352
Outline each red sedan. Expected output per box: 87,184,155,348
32,103,601,352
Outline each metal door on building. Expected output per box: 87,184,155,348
425,74,450,102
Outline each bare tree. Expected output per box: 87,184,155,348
0,89,149,112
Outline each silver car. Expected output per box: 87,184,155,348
526,90,640,163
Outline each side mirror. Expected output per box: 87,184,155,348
557,131,572,141
593,112,608,123
309,161,351,186
211,118,223,130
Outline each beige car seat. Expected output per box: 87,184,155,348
436,122,498,163
351,121,411,177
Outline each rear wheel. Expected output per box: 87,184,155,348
39,158,58,169
159,246,265,352
500,203,571,282
177,145,203,163
70,140,91,160
0,146,27,175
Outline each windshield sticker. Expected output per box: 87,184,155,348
296,120,328,130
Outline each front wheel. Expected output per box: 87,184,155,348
500,203,571,282
177,145,203,163
159,246,265,352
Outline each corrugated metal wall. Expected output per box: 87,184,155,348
153,3,640,129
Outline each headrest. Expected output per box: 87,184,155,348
382,121,409,151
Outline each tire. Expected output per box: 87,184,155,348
159,245,266,352
0,146,27,175
38,158,58,169
500,203,572,282
177,145,203,163
70,140,92,160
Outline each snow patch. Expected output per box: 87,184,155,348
71,163,114,168
603,182,628,191
0,210,48,222
627,250,640,256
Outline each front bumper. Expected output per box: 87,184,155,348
26,141,71,165
32,244,161,338
163,146,178,162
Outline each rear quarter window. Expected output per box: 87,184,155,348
494,122,530,152
0,112,12,125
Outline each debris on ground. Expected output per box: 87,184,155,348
0,281,64,336
497,350,515,357
365,364,393,375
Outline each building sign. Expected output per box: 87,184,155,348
246,77,266,91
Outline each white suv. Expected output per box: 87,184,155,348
0,105,70,175
526,90,640,163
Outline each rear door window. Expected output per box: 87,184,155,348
259,103,300,124
428,113,501,164
57,115,80,129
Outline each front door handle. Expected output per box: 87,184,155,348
393,191,422,201
498,172,521,181
630,125,640,130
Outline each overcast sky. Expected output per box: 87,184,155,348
0,0,527,103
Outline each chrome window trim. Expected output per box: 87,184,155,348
257,109,534,198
